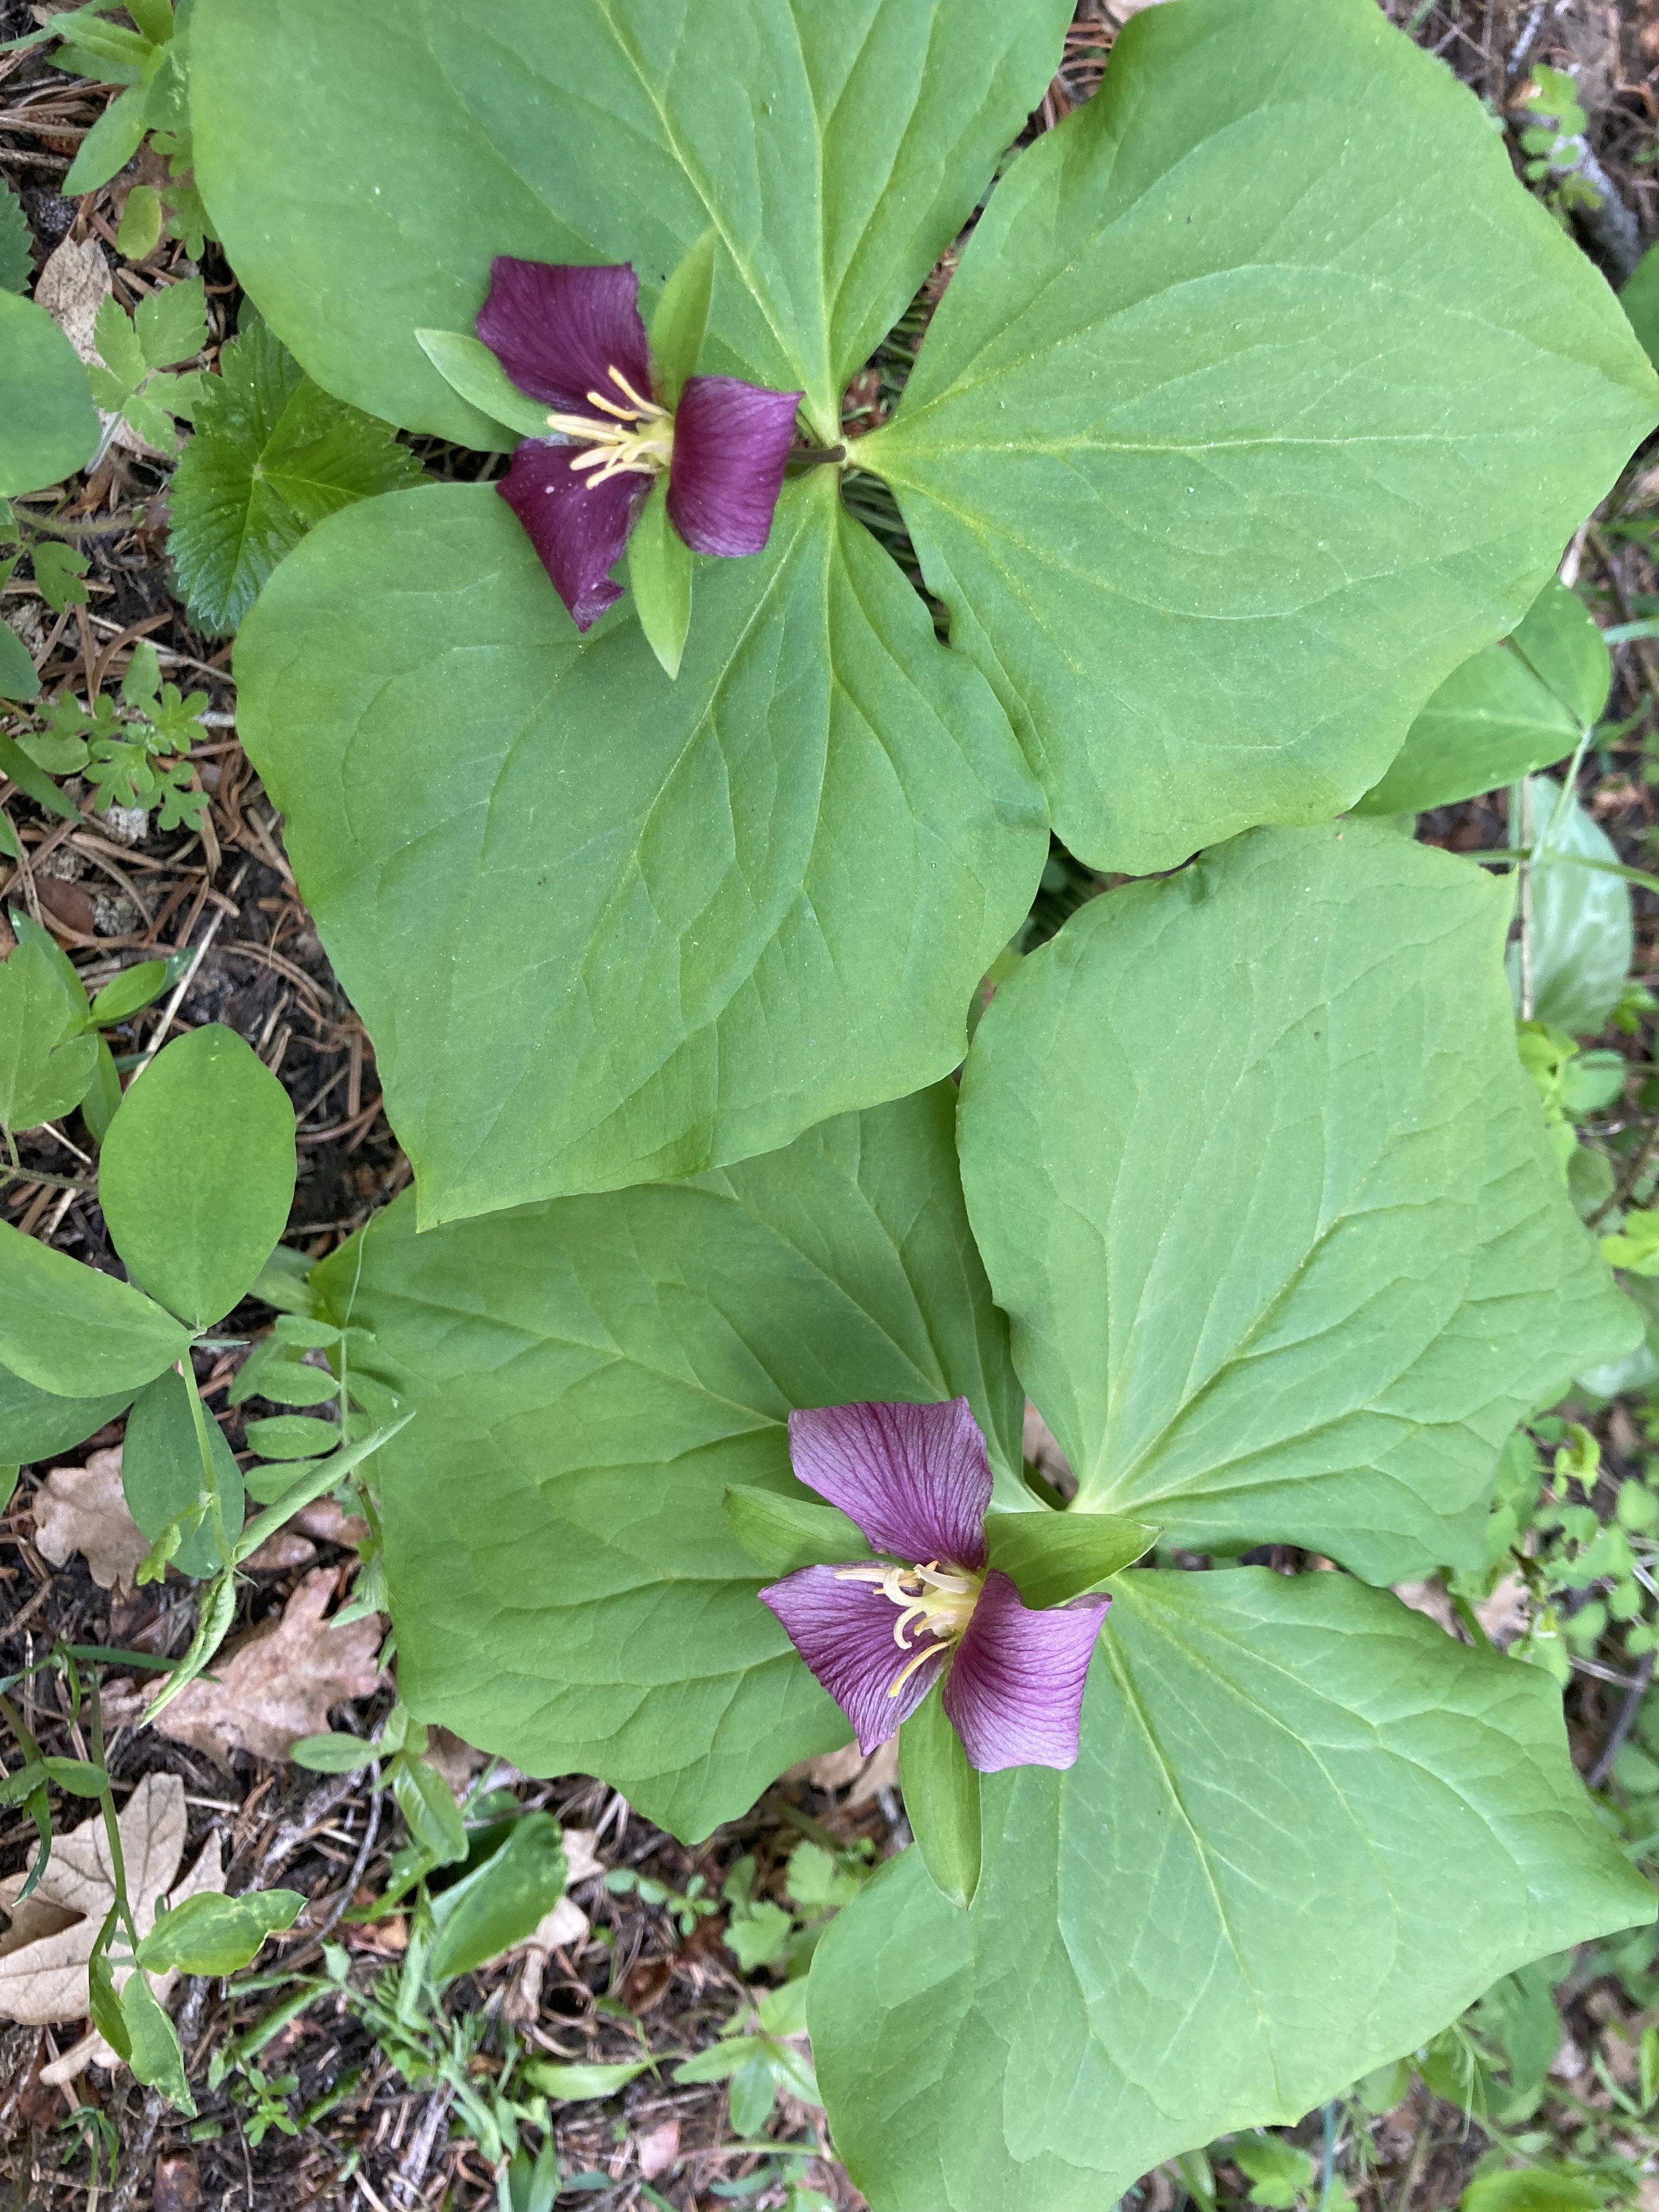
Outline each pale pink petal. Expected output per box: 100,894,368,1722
943,1570,1108,1773
786,1400,991,1570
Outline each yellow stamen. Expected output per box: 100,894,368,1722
545,361,674,486
833,1556,983,1697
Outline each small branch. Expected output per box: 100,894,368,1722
1588,1649,1656,1791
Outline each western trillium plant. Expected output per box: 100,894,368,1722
278,823,1647,2210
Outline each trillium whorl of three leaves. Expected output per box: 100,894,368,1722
856,0,1658,872
189,0,1073,445
958,823,1636,1584
237,476,1043,1217
810,1570,1655,2212
311,1083,1025,1838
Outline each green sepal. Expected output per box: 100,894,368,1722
649,228,716,407
898,1686,981,1910
723,1483,874,1576
628,475,693,679
413,329,549,443
983,1510,1157,1610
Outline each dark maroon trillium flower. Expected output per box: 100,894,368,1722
761,1399,1110,1774
476,256,803,632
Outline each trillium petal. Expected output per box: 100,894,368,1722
787,1400,992,1570
667,375,801,557
943,1570,1109,1773
761,1564,945,1755
497,440,646,633
477,257,652,419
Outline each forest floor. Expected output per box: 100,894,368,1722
7,1,1659,2208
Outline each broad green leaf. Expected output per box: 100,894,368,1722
64,68,157,195
119,1966,196,2114
0,180,31,294
100,1024,297,1328
856,0,1658,874
237,475,1041,1220
1460,2174,1605,2212
1623,240,1659,376
898,1686,979,1909
289,1730,374,1773
1508,776,1632,1038
413,329,549,440
426,1811,569,1981
311,1085,1024,1839
117,184,165,261
88,958,170,1026
811,1568,1654,2212
243,1412,340,1460
192,0,1072,442
0,1360,132,1463
135,1887,303,1975
981,1511,1155,1611
0,1222,188,1396
628,475,693,681
1357,582,1611,818
0,931,98,1129
958,824,1637,1584
121,1366,246,1580
0,291,98,497
169,317,426,634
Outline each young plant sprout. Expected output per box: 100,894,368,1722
761,1398,1108,1771
476,257,801,630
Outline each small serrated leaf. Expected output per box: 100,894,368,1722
134,274,205,370
93,292,145,392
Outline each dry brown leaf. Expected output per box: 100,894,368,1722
32,1450,150,1595
786,1737,899,1807
239,1529,317,1572
0,1773,224,2079
33,237,151,461
1392,1579,1459,1637
563,1828,603,1885
425,1727,485,1802
502,1891,593,2022
292,1499,370,1547
147,1566,383,1767
635,2120,681,2181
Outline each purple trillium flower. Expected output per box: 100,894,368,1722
761,1398,1110,1774
476,256,803,632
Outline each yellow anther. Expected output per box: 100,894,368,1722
545,363,674,485
834,1554,983,1698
